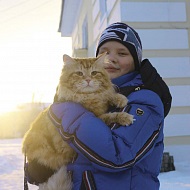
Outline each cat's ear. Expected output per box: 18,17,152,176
63,54,75,65
95,52,108,65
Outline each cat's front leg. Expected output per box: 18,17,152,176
99,112,134,126
112,93,128,108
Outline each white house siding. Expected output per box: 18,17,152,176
164,114,190,137
148,56,190,143
92,0,99,23
59,0,190,145
169,86,190,107
107,1,121,25
120,2,186,22
117,0,190,145
71,0,95,55
149,57,190,79
165,85,190,139
138,29,189,50
59,0,82,36
107,0,117,15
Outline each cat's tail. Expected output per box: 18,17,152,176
38,165,72,190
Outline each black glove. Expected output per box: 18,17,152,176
140,59,172,117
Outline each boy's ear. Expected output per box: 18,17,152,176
63,54,75,65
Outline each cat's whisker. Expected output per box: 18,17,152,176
72,89,78,94
72,88,80,97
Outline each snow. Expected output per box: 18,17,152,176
0,138,37,190
0,138,190,190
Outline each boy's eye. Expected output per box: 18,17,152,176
76,71,83,76
119,52,127,56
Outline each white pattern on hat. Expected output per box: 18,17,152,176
96,22,142,70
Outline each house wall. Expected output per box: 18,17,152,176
71,0,97,57
117,0,190,146
60,0,190,146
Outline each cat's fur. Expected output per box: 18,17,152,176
22,53,133,190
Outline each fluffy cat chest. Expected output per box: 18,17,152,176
77,96,109,116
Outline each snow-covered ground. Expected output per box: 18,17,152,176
0,138,190,190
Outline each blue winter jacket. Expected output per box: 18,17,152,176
49,72,164,190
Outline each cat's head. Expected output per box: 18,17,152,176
58,53,112,96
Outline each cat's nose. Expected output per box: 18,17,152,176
85,79,91,83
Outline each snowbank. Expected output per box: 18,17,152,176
0,138,189,190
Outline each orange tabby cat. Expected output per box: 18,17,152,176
22,53,133,190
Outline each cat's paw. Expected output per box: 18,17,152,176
117,112,134,126
115,94,128,108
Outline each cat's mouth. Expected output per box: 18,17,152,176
78,85,99,94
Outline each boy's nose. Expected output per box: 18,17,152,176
107,53,116,63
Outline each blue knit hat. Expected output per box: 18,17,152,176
96,22,142,70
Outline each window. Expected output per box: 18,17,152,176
99,0,107,20
82,17,88,49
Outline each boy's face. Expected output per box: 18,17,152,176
98,41,135,79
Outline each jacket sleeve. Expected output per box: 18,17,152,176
51,90,164,172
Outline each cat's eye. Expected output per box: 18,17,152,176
75,71,83,76
91,71,98,76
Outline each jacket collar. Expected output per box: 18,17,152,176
111,71,143,87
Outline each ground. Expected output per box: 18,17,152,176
0,138,190,190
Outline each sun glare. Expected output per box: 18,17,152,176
0,36,72,114
0,0,72,114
